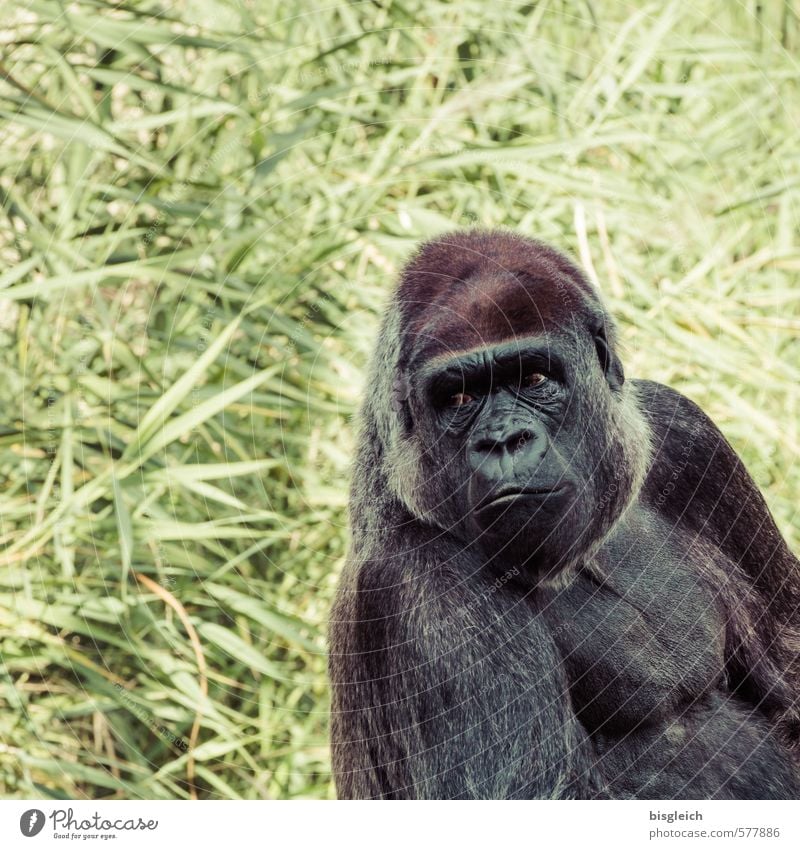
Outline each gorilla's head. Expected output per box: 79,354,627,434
362,230,652,583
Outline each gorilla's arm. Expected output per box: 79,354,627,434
635,380,800,744
329,457,604,799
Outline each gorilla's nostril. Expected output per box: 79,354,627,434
473,428,535,457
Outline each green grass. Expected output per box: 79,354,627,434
0,0,799,799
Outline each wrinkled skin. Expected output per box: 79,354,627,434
329,230,800,799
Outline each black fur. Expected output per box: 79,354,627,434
329,230,800,799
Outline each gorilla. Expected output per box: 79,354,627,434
328,230,800,799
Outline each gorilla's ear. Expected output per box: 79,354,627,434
391,372,414,433
592,324,625,390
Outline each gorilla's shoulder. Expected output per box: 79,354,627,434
631,377,754,510
631,378,797,585
631,378,720,440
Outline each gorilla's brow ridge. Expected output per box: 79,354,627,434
417,338,566,394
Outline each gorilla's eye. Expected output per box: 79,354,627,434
521,372,547,388
447,392,475,407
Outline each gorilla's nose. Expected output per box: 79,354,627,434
467,426,539,475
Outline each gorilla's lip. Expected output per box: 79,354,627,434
475,485,567,514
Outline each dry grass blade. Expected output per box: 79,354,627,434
133,572,208,800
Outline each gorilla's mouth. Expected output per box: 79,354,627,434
474,485,567,515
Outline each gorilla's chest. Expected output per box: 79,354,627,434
541,537,725,734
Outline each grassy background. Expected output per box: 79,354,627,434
1,0,799,799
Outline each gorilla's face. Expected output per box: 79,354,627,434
383,236,647,583
398,315,634,581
